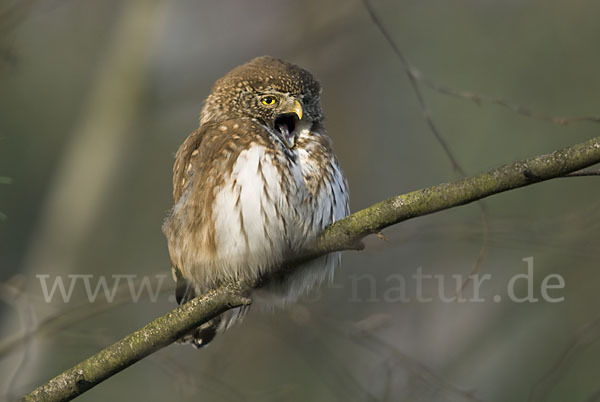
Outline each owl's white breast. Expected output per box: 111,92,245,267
210,144,307,284
200,138,348,305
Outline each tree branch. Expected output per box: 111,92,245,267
310,135,600,256
20,288,250,402
20,135,600,402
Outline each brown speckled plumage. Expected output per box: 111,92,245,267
163,56,349,347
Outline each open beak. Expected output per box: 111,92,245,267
274,99,303,149
290,99,303,121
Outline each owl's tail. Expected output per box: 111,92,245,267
174,268,247,348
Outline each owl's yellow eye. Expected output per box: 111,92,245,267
261,96,277,106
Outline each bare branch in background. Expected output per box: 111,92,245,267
0,277,175,361
362,0,490,295
0,176,10,221
362,0,464,175
529,313,600,402
411,68,600,126
0,278,38,401
362,1,600,127
312,311,483,402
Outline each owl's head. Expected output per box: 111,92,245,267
200,56,323,148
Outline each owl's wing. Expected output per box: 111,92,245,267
167,120,263,348
167,120,258,284
172,120,273,203
172,127,205,203
169,127,207,307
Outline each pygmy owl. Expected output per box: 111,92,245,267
162,56,349,347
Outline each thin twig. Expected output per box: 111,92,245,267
0,278,175,360
315,312,483,402
583,385,600,402
564,169,600,177
528,313,600,402
412,68,600,126
362,0,464,175
362,2,600,127
0,280,38,401
362,0,491,294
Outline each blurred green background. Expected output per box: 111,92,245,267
1,0,600,401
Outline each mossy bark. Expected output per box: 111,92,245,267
21,289,249,402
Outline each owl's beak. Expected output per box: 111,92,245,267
274,99,303,149
290,99,303,121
